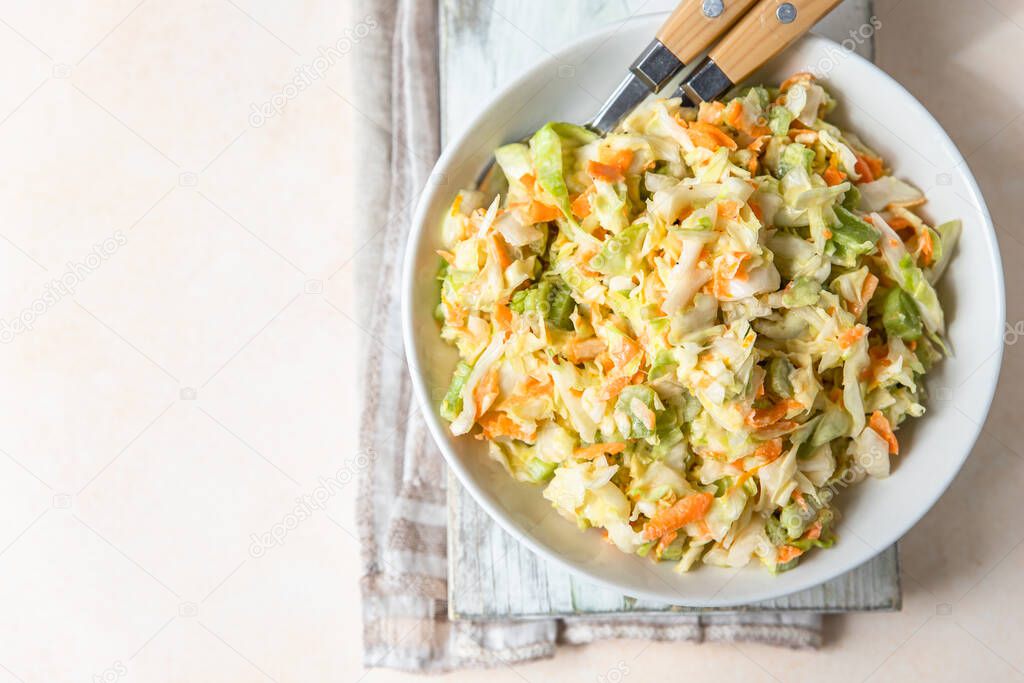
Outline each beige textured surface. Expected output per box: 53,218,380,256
0,0,1019,681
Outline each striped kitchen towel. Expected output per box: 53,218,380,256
353,0,822,671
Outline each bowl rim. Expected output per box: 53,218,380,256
401,20,1006,606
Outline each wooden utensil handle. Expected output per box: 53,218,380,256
656,0,761,65
708,0,843,83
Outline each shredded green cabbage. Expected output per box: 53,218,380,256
434,74,956,574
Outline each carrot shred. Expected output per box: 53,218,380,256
780,71,814,92
608,336,642,369
854,156,876,183
864,155,884,178
487,233,512,271
747,136,768,154
573,441,627,459
861,343,893,382
503,375,554,408
919,228,934,266
838,325,867,349
869,410,899,455
718,199,741,220
478,412,535,441
689,121,738,150
600,148,634,173
493,301,512,331
571,190,592,219
728,470,754,496
642,492,714,541
564,336,607,363
723,100,743,128
528,201,562,223
698,101,726,125
777,545,804,564
753,438,783,461
855,154,884,183
723,99,770,137
747,401,801,429
749,200,764,223
654,529,678,556
887,216,913,231
712,251,752,298
587,160,624,182
473,368,500,418
729,441,782,496
850,272,879,317
823,164,847,186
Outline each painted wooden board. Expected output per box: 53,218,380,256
448,472,900,618
441,0,898,618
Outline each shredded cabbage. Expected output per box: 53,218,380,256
435,74,956,573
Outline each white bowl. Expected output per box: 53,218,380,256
402,17,1005,607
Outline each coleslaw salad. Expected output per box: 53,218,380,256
433,73,959,574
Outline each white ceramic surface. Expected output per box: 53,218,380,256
402,19,1005,607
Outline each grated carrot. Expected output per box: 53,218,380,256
571,189,593,218
655,530,678,556
748,401,802,429
642,492,714,541
753,438,783,461
573,441,627,459
853,156,875,182
698,101,726,125
749,200,764,223
780,71,814,92
869,410,899,455
564,336,607,363
919,227,934,266
777,545,804,564
493,301,512,331
690,121,738,150
838,325,867,349
599,148,634,173
528,201,562,223
854,154,884,182
587,160,624,182
860,273,880,315
487,233,512,271
473,367,500,418
823,164,847,186
718,199,742,220
478,412,535,441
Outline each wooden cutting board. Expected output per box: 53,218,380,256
440,0,899,618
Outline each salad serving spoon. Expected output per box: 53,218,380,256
478,0,842,192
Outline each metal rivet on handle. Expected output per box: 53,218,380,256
702,0,725,18
776,2,797,23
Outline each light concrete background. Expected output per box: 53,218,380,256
0,1,1019,681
